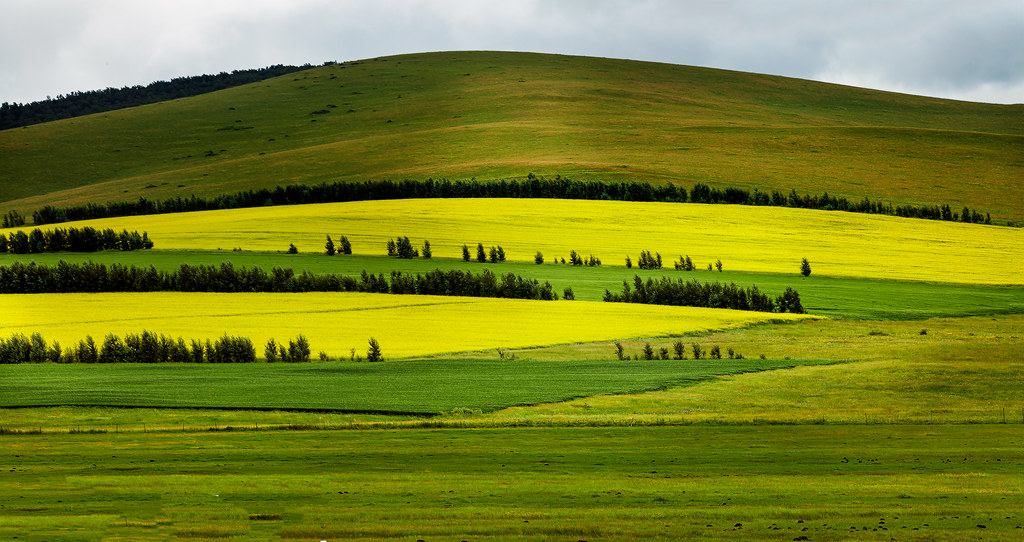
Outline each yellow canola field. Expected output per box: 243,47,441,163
7,198,1022,284
1,292,811,359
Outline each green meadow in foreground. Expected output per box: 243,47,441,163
0,357,834,415
1,425,1022,541
2,51,1021,221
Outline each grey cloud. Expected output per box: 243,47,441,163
2,0,1022,105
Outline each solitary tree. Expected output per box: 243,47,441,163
800,257,812,277
534,251,544,264
367,337,384,362
287,243,298,254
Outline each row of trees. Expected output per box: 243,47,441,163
0,227,153,253
0,331,257,364
0,64,312,130
0,331,384,364
387,236,428,259
567,250,601,266
462,243,507,263
615,340,743,361
603,275,804,313
2,210,25,228
24,176,992,226
0,261,560,300
689,183,992,224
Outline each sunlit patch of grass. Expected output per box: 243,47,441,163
486,315,1024,425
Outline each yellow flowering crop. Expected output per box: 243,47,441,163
8,198,1020,284
1,292,811,359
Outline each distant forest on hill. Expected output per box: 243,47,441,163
0,64,318,130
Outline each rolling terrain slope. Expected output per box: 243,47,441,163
2,51,1022,221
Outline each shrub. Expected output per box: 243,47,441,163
642,343,655,360
710,345,721,359
659,347,670,360
673,340,685,360
287,243,298,254
691,343,703,360
563,286,575,300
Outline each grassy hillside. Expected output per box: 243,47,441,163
2,51,1021,221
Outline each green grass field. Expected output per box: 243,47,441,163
1,425,1022,541
2,51,1022,221
0,357,834,415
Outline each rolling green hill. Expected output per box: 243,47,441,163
1,51,1022,220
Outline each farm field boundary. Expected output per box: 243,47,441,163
4,250,1021,319
6,198,1020,284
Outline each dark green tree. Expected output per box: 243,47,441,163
288,335,310,362
673,340,685,360
265,338,279,362
287,243,298,254
800,257,811,277
422,240,432,259
476,243,486,263
366,337,384,362
534,251,544,264
325,235,336,256
339,235,352,254
462,244,471,262
563,286,575,300
642,342,655,360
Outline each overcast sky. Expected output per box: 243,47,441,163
2,0,1022,105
